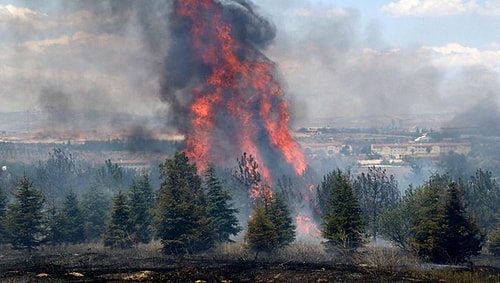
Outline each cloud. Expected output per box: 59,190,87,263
294,7,350,18
423,43,500,72
0,4,55,30
20,35,70,53
380,0,479,17
1,4,43,20
262,1,500,124
482,0,500,15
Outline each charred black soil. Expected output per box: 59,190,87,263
0,247,498,283
0,256,409,282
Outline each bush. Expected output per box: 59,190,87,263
487,228,500,256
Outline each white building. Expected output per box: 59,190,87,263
371,142,471,159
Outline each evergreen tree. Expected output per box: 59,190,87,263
488,220,500,256
244,188,296,257
103,191,133,249
81,184,111,242
440,182,484,264
4,176,46,252
409,175,485,264
96,159,124,193
409,174,448,262
0,185,7,243
321,169,364,251
245,204,279,259
204,165,241,243
154,152,213,255
267,193,295,248
45,204,59,245
128,173,155,244
464,169,499,231
51,190,85,244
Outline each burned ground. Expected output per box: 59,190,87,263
0,245,498,283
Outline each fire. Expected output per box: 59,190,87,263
296,215,321,238
249,184,273,206
308,184,315,193
172,0,306,181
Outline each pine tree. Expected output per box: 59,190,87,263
409,174,448,262
50,190,85,244
45,204,59,245
245,204,279,259
154,152,213,255
81,184,111,242
488,219,500,256
4,176,46,252
440,182,484,264
409,175,485,264
128,173,155,244
96,159,124,193
204,165,241,243
103,191,133,249
0,185,7,243
267,193,295,248
244,186,296,258
464,169,499,231
321,169,365,251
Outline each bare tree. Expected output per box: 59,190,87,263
353,166,400,241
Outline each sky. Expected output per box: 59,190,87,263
0,0,499,129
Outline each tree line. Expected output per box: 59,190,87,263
324,167,500,264
0,149,498,264
0,151,295,257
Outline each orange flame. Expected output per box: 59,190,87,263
296,214,321,238
174,0,306,180
249,184,273,206
308,184,315,193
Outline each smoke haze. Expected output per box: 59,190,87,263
0,0,498,131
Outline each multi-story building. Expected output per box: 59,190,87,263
371,142,471,159
301,142,344,158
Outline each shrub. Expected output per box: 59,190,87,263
487,227,500,256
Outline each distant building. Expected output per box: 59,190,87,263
371,142,471,159
301,142,344,158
